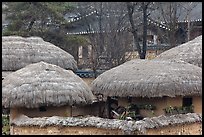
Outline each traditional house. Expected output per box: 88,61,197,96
2,36,77,79
65,3,202,64
148,2,202,44
91,59,202,119
65,6,172,61
154,35,202,67
2,61,98,134
2,35,78,116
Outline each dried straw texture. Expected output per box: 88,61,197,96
91,59,202,98
154,35,202,67
2,61,95,108
2,71,12,79
2,36,77,71
11,113,202,135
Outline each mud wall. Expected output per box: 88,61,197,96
12,126,123,135
10,113,202,135
11,121,202,135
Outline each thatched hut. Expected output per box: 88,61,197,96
2,61,97,123
91,59,202,118
2,36,77,79
154,35,202,67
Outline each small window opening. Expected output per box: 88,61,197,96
39,106,47,112
127,96,132,103
182,97,192,107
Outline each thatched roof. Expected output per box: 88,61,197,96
2,61,95,108
11,113,202,135
2,36,77,71
91,59,202,98
2,71,13,79
154,35,202,67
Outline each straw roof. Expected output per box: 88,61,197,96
154,35,202,67
91,59,202,98
2,36,77,71
2,71,12,79
11,113,202,135
2,61,95,108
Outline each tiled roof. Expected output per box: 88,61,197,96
75,70,105,78
66,2,202,35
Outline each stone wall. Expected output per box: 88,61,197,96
12,122,201,135
10,113,202,135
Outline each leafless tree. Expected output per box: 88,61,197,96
72,2,134,71
178,2,199,41
102,2,133,67
126,2,155,59
150,2,199,47
126,2,142,58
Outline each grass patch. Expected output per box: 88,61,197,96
2,115,10,135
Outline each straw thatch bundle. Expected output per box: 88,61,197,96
2,61,95,108
2,71,13,79
11,113,202,135
91,59,202,98
2,36,77,71
154,35,202,67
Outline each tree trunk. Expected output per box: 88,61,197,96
27,19,35,32
126,2,143,59
70,46,79,65
187,14,191,41
141,2,148,59
99,2,104,54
